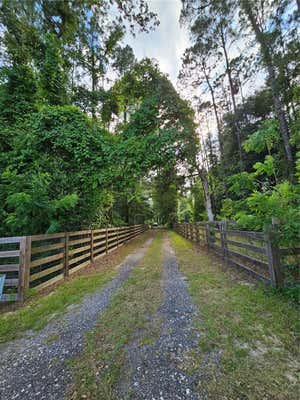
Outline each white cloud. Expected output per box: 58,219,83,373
124,0,189,85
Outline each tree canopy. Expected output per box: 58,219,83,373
179,0,299,246
0,0,198,235
0,0,299,244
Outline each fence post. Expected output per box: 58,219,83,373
90,230,94,264
64,233,69,277
18,236,31,301
117,227,119,247
265,226,283,287
220,222,228,264
106,228,108,254
205,222,210,249
196,223,200,244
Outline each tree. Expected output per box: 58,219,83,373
69,0,158,119
181,0,245,169
0,106,114,234
74,8,124,119
108,59,199,225
238,0,294,165
153,166,179,226
180,47,223,157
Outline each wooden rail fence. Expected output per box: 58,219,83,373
0,224,148,302
174,222,299,288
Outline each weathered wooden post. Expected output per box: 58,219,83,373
18,236,31,301
64,232,69,277
265,224,283,287
220,222,228,264
196,223,200,244
205,222,210,249
90,230,94,264
106,228,109,254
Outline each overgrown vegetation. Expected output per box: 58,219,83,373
170,232,300,399
0,1,298,241
0,0,197,235
68,232,164,399
0,0,297,311
0,232,150,343
178,0,300,247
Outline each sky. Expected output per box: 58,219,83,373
122,0,298,159
125,0,189,86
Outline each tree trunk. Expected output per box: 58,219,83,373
220,26,244,170
201,138,210,172
202,64,223,157
124,99,128,123
238,78,250,123
91,45,97,120
204,113,215,167
276,24,295,122
240,0,293,165
124,198,129,224
197,167,214,221
267,63,293,164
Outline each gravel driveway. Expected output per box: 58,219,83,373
0,238,153,400
118,235,200,399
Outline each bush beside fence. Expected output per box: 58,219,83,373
0,224,148,302
174,222,299,288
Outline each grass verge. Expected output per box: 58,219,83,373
169,231,300,400
68,232,164,400
0,232,151,344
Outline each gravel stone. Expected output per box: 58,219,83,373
0,238,152,400
118,236,200,399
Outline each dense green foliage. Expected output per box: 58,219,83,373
0,0,299,244
0,0,198,235
179,0,300,247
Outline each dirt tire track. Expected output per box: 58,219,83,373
118,234,200,400
0,238,153,400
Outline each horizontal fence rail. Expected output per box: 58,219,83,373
0,224,148,302
174,222,299,288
